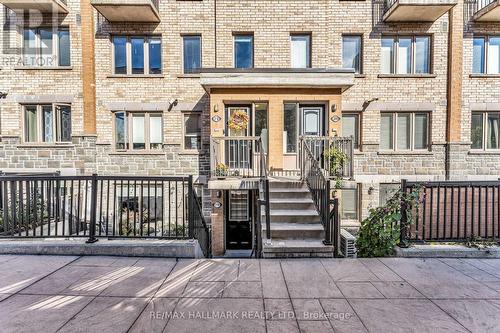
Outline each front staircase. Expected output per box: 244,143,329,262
262,179,334,258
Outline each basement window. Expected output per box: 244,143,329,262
380,112,429,151
340,187,358,220
23,104,71,143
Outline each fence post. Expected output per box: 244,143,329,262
187,175,194,239
332,197,340,257
400,179,408,247
265,179,271,240
323,180,332,246
86,174,98,244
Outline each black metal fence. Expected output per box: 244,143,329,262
0,174,211,257
402,180,500,243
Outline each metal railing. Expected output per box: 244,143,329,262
401,180,500,243
303,143,339,248
151,0,159,10
255,141,270,257
385,0,397,10
210,136,267,178
0,174,211,256
473,0,496,13
299,136,354,180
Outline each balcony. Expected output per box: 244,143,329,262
0,0,69,14
91,0,160,23
472,0,500,21
383,0,457,22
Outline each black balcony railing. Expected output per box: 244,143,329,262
473,0,496,12
0,174,211,257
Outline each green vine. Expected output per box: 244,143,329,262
324,147,348,190
356,185,422,257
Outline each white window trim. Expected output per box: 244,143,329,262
473,36,500,75
182,112,202,152
22,104,72,143
342,34,363,74
380,112,430,152
22,27,70,67
471,111,500,151
112,36,162,75
182,34,202,74
290,34,312,69
381,35,431,75
114,111,163,151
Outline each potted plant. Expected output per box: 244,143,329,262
215,163,229,177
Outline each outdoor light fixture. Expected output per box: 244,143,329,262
214,104,219,113
331,104,337,113
0,92,7,99
168,98,178,111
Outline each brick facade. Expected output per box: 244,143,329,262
0,0,499,240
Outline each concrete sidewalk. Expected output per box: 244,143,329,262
0,256,499,333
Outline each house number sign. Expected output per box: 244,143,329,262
213,201,222,208
212,115,221,122
331,115,341,122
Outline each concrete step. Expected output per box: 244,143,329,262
269,198,316,210
269,181,306,190
262,239,334,258
269,210,321,223
269,188,312,199
262,222,325,239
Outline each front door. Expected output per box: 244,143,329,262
301,106,325,163
226,190,252,249
226,106,252,170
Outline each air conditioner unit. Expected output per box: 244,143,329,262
340,229,357,258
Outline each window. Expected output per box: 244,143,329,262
473,36,500,74
342,35,362,74
229,191,249,220
114,112,162,150
23,104,71,143
290,34,311,68
113,36,162,75
380,113,429,151
379,183,400,206
183,113,201,150
342,113,360,149
23,28,70,67
471,111,500,150
340,187,358,220
380,36,431,74
183,35,201,74
284,103,298,153
234,35,253,69
255,103,269,153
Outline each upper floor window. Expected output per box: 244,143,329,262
24,104,71,143
23,28,70,67
183,35,202,74
471,111,500,150
381,36,430,74
342,113,360,149
342,35,362,74
234,35,253,69
380,112,429,151
290,34,311,68
113,36,162,75
114,112,162,150
473,36,500,74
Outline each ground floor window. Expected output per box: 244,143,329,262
340,186,358,220
342,113,360,149
471,111,500,150
183,113,202,151
379,183,400,206
114,112,163,150
24,104,71,143
380,112,429,151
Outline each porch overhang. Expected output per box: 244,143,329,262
0,0,69,14
200,68,355,93
473,0,500,21
91,0,160,23
383,0,457,22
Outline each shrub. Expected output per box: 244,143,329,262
356,185,421,257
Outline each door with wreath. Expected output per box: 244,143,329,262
225,106,251,173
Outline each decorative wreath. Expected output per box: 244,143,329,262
228,110,249,131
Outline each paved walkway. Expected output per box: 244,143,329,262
0,256,500,333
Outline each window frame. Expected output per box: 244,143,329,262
182,34,202,74
113,111,163,151
233,33,254,69
182,112,202,152
342,34,363,74
340,185,359,220
380,35,432,75
472,35,500,74
22,104,72,143
22,26,71,67
342,112,361,150
290,33,312,69
379,112,430,151
111,35,162,75
471,111,500,151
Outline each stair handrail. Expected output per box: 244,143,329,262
254,137,270,258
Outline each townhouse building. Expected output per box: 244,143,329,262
0,0,499,256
